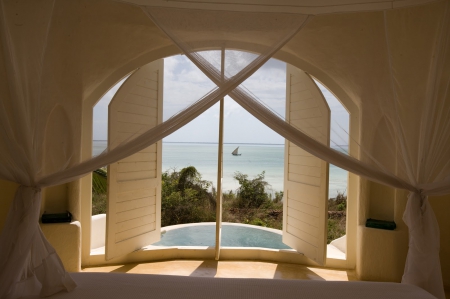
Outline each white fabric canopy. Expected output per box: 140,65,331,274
0,2,309,297
143,6,449,298
118,0,441,15
0,1,449,299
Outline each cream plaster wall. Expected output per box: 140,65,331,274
0,0,449,288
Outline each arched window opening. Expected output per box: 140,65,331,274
88,52,351,265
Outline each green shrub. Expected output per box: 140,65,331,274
327,218,346,244
92,168,108,215
92,168,107,195
233,171,271,209
92,193,107,215
328,191,347,211
249,218,267,227
161,166,216,226
327,191,347,243
91,167,287,231
272,191,283,203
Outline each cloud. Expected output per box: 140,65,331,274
93,53,349,145
92,77,128,140
314,81,350,145
164,55,216,120
224,50,258,77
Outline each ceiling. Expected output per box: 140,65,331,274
117,0,440,14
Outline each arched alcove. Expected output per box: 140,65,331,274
80,48,359,269
77,2,361,266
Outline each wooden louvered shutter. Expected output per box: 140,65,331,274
283,64,330,266
105,60,163,260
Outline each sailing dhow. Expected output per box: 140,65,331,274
232,147,241,156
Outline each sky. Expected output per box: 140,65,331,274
93,53,349,145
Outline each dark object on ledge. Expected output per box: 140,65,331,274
42,211,72,223
365,218,396,230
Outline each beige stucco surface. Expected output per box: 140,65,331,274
0,0,449,289
41,221,82,272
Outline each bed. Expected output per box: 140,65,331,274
23,272,437,299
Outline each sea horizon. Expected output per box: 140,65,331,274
93,140,285,145
93,140,348,148
92,140,348,198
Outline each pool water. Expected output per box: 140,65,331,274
152,223,292,250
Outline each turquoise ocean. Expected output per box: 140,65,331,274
93,141,348,198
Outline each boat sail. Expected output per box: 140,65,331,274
232,147,241,156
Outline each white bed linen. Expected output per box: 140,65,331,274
22,272,436,299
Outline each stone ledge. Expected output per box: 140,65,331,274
41,221,81,272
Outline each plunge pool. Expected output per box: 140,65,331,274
152,222,292,250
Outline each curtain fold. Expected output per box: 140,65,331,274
402,193,444,299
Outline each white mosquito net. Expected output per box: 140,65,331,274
0,1,449,299
142,6,450,299
0,2,309,298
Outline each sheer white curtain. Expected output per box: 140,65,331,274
383,5,450,298
0,1,77,297
143,5,449,299
0,2,309,298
